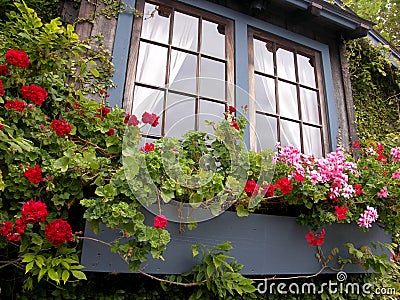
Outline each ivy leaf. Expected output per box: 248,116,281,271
62,270,70,283
236,204,249,217
25,261,34,274
54,156,70,172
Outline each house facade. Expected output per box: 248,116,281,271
73,0,378,157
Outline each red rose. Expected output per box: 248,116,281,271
334,205,349,221
244,180,260,196
23,164,43,184
275,177,293,195
142,112,159,127
261,184,275,197
20,84,48,105
124,114,139,126
5,49,30,68
0,79,4,97
5,99,27,112
141,143,155,153
21,199,48,224
45,219,74,246
50,119,72,136
106,128,115,136
154,214,168,229
98,107,110,117
305,229,325,247
0,64,10,76
0,221,13,236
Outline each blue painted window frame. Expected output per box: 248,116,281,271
109,0,338,151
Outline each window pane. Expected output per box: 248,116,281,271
254,39,274,75
136,42,168,87
172,11,198,51
141,3,170,44
281,120,301,149
278,81,298,119
169,50,197,94
303,125,322,157
255,74,275,113
300,88,319,124
200,58,226,100
256,114,277,150
297,54,316,88
276,47,296,82
199,101,225,134
201,20,225,59
132,86,164,136
165,93,195,138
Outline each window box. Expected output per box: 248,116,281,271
81,209,391,275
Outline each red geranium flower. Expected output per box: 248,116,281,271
375,153,387,164
98,107,110,117
352,141,361,149
154,214,168,229
6,233,21,242
5,99,27,112
335,205,349,221
244,180,260,196
20,84,48,105
14,219,26,234
124,114,139,126
21,199,48,224
0,64,10,76
0,221,13,236
354,184,363,195
142,112,159,127
141,143,155,153
261,184,275,197
50,119,72,136
23,164,43,184
106,128,115,136
45,219,74,246
275,177,293,195
0,79,4,97
227,105,236,113
231,120,240,130
5,49,30,68
305,229,325,247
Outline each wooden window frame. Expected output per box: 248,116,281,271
123,0,234,138
248,27,330,155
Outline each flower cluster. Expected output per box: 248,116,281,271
21,199,48,223
0,64,10,76
140,142,155,153
305,229,325,247
20,84,48,105
225,105,240,130
23,164,43,184
50,119,72,136
45,219,74,246
244,180,260,196
0,199,73,246
153,214,168,229
357,206,379,228
5,49,30,68
5,99,27,112
142,112,159,127
98,107,110,117
391,147,400,163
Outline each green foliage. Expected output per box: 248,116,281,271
342,0,399,48
346,38,400,144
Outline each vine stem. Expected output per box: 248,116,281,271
77,236,206,287
70,136,108,154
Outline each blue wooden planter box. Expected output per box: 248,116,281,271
80,210,391,275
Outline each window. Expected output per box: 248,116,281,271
123,0,234,139
248,28,329,157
